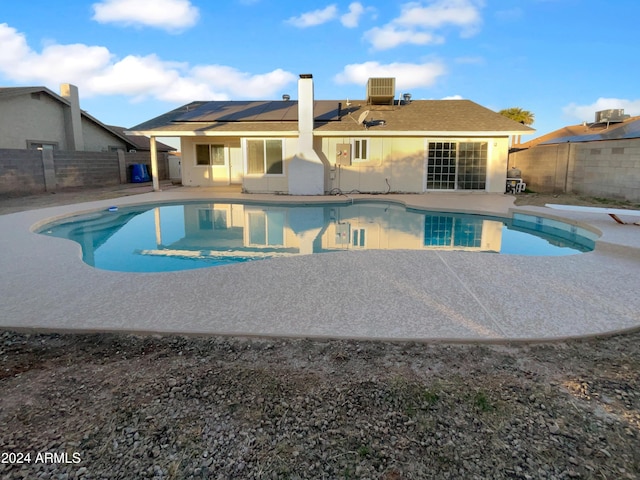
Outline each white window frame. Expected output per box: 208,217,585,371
352,139,368,162
424,139,488,191
352,227,366,248
243,138,285,176
197,208,228,231
27,140,57,150
195,144,226,167
245,210,285,247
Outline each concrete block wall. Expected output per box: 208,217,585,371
571,140,640,201
509,139,640,202
54,151,121,188
0,149,170,196
0,149,46,195
508,144,572,194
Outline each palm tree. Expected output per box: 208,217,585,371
499,107,535,145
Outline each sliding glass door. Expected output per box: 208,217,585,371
426,141,487,191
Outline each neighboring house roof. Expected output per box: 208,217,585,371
107,125,176,152
517,116,640,148
0,86,53,100
128,99,534,137
0,85,140,151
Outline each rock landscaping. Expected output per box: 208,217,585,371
1,330,639,479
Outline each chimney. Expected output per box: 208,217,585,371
60,83,84,151
288,74,325,195
297,74,314,153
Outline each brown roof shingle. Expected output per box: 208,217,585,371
108,125,176,152
128,99,534,136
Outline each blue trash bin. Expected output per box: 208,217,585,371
130,164,150,183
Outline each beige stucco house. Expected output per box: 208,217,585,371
128,74,533,195
0,84,156,153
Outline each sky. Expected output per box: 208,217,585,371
2,0,639,145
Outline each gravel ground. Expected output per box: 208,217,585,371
1,330,639,480
1,188,639,479
0,182,177,216
512,192,640,210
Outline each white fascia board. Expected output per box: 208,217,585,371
315,130,517,137
126,128,528,137
125,129,297,137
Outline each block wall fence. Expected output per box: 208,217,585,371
508,138,640,202
0,149,169,196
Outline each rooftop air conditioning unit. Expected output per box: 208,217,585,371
367,77,395,105
595,109,628,123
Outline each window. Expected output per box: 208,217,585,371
427,142,456,190
198,209,227,230
426,141,487,190
424,216,484,248
246,211,284,246
353,139,368,161
28,141,56,150
352,228,366,248
211,145,225,165
456,142,487,190
246,139,283,175
195,144,225,166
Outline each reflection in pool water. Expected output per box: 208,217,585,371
38,202,597,272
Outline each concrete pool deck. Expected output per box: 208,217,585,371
1,187,639,342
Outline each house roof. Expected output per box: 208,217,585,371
0,86,53,100
517,116,640,148
0,85,140,151
128,99,535,137
107,125,176,152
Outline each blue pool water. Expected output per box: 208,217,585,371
38,201,597,272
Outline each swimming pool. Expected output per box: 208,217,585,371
37,201,598,272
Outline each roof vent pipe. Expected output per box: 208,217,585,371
403,93,412,104
282,94,290,101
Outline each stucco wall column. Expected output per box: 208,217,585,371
41,149,56,192
60,84,85,151
288,74,325,195
150,136,160,191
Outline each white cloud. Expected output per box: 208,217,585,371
92,0,200,32
191,66,297,98
0,24,113,83
395,0,483,33
341,2,365,28
0,23,30,62
441,94,463,99
563,98,640,123
366,25,443,50
366,0,485,50
0,23,296,103
334,61,447,90
286,5,338,28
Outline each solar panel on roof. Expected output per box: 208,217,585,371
172,100,343,123
314,101,342,121
541,118,640,144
